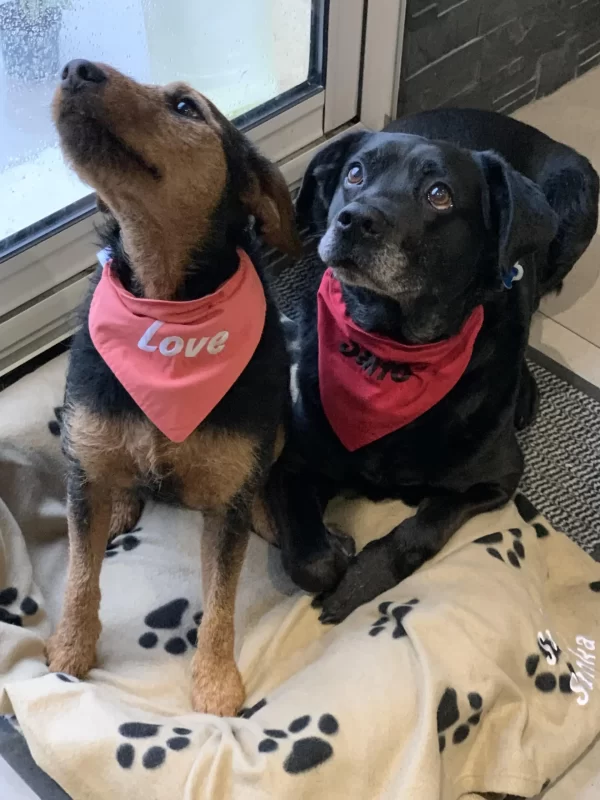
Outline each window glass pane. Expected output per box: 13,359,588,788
0,0,315,247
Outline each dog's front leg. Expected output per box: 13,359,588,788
315,482,516,625
109,488,143,539
191,505,249,716
266,463,355,592
47,463,112,677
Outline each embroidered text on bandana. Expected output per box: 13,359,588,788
89,249,266,442
317,268,484,451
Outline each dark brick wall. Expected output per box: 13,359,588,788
398,0,600,117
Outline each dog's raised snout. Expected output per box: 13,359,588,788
336,204,385,238
61,59,106,90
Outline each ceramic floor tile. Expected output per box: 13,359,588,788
513,67,600,377
529,312,600,389
539,235,600,349
543,736,600,799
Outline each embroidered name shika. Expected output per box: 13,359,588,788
317,268,484,451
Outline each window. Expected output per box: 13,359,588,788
0,0,405,374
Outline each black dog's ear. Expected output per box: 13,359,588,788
296,131,369,232
476,150,559,285
241,149,303,257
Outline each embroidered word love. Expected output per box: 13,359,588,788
89,248,266,442
339,340,411,382
138,321,229,358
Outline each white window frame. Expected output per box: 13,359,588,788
0,0,406,376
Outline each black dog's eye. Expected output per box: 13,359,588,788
174,96,203,119
346,163,363,185
427,183,453,211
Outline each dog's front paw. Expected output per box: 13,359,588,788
191,651,245,717
285,527,355,594
46,632,96,679
314,538,400,625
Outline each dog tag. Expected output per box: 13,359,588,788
503,262,524,289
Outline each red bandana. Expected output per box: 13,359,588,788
317,268,484,451
89,249,266,442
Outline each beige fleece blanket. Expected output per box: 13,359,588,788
0,354,599,800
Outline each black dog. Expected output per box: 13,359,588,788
273,108,599,623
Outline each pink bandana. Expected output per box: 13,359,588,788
318,268,484,451
89,249,266,442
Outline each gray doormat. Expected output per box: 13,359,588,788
270,251,600,556
518,360,600,555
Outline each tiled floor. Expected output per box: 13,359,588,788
513,67,600,391
544,737,600,800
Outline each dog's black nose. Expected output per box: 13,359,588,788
336,205,384,238
61,60,106,91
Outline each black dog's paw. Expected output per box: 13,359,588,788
285,528,355,595
326,525,356,560
258,713,339,774
138,598,203,655
315,517,434,625
437,687,484,752
316,538,400,625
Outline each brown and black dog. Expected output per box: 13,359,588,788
48,60,301,716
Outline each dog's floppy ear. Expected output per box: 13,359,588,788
476,150,559,286
96,195,111,214
207,99,302,258
296,131,369,232
242,150,302,257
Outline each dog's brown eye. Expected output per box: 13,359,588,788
175,97,202,119
346,164,363,185
427,183,453,211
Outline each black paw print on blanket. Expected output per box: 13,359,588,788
138,598,203,655
116,722,193,770
47,406,63,437
238,697,268,719
525,631,573,695
105,528,142,558
369,599,419,638
258,713,339,774
514,493,540,524
436,687,484,752
474,523,550,568
0,587,40,626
